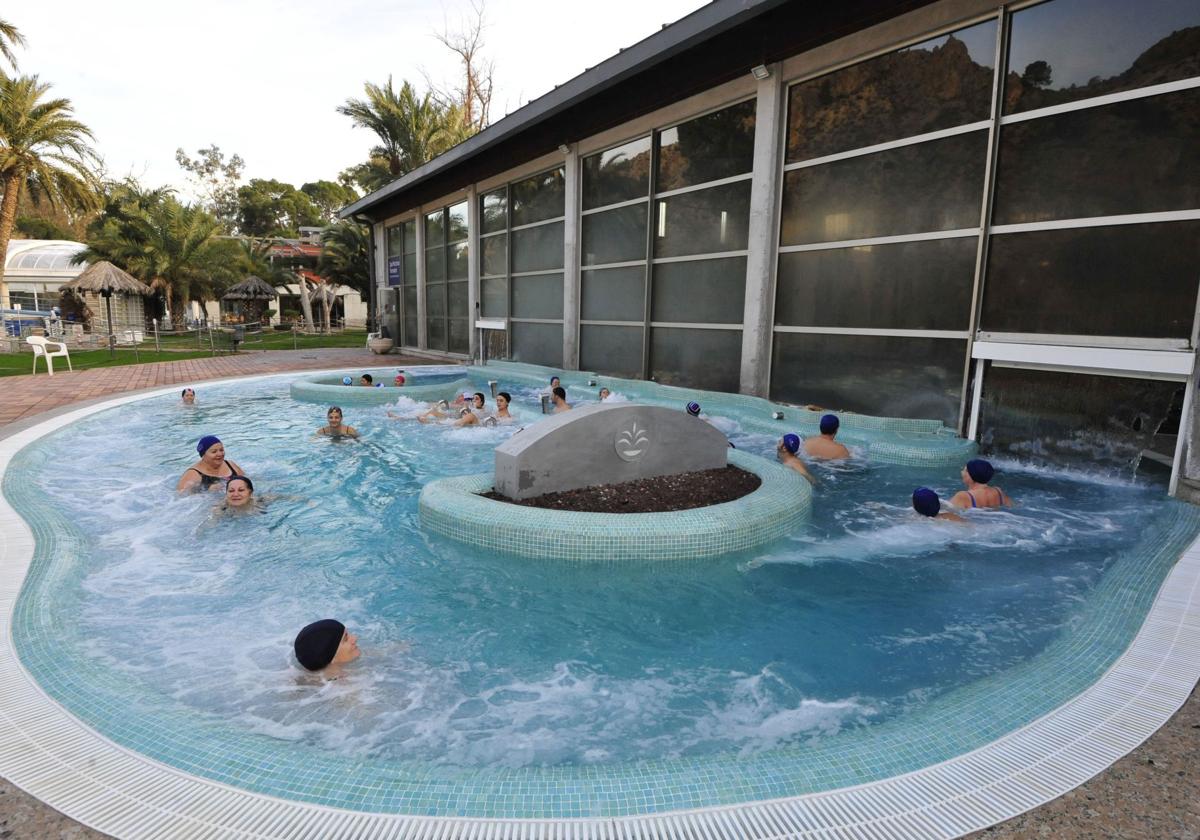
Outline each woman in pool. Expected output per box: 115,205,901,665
219,475,263,515
598,387,611,401
293,618,360,673
317,406,358,438
948,459,1011,510
493,391,514,422
177,435,245,492
913,487,965,522
451,392,489,426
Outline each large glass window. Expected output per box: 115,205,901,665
786,20,997,162
656,99,756,191
1004,0,1200,115
982,221,1200,339
655,180,753,256
649,327,742,393
580,325,643,379
992,88,1200,225
386,219,418,346
770,334,967,426
775,238,977,331
582,136,651,210
480,168,565,365
424,201,470,354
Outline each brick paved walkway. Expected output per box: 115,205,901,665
0,348,431,427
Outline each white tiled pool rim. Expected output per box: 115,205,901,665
1,369,1197,839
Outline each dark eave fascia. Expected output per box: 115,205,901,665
339,0,788,220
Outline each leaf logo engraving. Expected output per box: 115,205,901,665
615,419,651,461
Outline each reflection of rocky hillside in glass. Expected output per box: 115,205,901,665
780,131,987,244
787,34,994,162
657,100,756,192
583,140,651,209
1005,26,1200,114
510,168,565,226
993,87,1200,224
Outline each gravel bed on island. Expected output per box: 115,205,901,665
480,465,761,513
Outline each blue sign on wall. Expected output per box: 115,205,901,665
387,256,402,287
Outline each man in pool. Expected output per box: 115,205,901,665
804,414,850,460
776,434,815,485
293,619,360,673
949,459,1011,510
181,388,196,405
318,406,358,438
359,374,374,386
912,487,965,522
551,386,571,413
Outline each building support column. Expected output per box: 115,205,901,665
739,64,784,397
372,223,391,339
562,143,581,370
466,185,480,361
414,208,428,350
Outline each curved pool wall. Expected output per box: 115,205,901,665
290,366,471,406
420,448,812,562
470,361,977,468
1,371,1198,832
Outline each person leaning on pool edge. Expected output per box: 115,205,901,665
177,435,245,492
294,619,360,673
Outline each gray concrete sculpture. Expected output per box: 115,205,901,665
494,403,728,500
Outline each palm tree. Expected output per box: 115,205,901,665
337,77,473,181
319,218,371,329
81,183,230,323
0,74,99,308
0,19,25,70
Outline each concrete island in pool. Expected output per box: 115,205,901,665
0,364,1198,839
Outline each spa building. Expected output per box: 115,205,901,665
344,0,1200,485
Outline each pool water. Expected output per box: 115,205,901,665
13,372,1189,775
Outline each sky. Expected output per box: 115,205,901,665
14,0,706,198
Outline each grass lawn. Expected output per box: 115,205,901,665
0,348,220,377
155,328,367,352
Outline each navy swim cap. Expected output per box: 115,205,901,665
782,433,801,454
966,459,995,484
912,487,940,518
686,401,701,416
820,414,840,435
196,435,221,456
293,619,345,671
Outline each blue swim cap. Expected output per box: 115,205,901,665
912,487,940,518
966,458,995,484
196,435,221,456
820,414,840,435
782,433,801,454
375,383,383,388
341,376,353,385
686,401,701,416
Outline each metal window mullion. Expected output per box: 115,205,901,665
991,209,1200,234
509,215,566,233
779,228,979,253
580,319,645,327
642,131,659,380
999,76,1200,126
580,259,647,272
651,250,749,265
960,5,1010,437
649,321,744,330
782,121,991,172
510,268,566,278
580,196,648,216
773,325,969,339
652,171,753,200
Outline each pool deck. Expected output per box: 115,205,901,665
0,353,1197,839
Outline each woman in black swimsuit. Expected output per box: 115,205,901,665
177,435,245,492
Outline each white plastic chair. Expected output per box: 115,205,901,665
26,335,73,376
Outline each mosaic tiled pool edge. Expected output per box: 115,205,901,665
469,362,977,468
419,448,812,562
0,375,1197,827
290,372,472,406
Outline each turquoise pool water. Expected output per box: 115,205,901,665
7,368,1199,816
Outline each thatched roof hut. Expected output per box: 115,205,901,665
222,275,278,301
59,261,152,296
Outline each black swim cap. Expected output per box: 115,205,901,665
293,619,345,671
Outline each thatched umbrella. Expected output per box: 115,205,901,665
222,275,279,324
60,261,153,356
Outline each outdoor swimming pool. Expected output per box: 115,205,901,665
5,365,1200,819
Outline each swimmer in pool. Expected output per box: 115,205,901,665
949,459,1011,510
493,391,514,422
912,487,965,522
317,406,358,438
217,475,264,515
293,619,360,673
359,373,374,386
452,392,489,426
547,375,561,394
181,388,196,405
394,370,406,386
777,434,816,485
551,386,571,413
804,414,850,460
415,391,473,423
177,435,245,492
599,387,611,401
